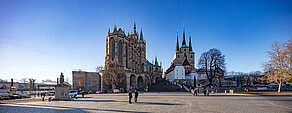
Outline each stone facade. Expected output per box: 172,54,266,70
100,23,162,91
72,71,101,93
73,23,162,92
55,73,70,100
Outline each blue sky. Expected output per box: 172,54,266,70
0,0,291,83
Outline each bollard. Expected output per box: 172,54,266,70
225,90,227,93
42,97,45,101
48,97,51,102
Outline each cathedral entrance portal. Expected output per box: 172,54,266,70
137,76,143,90
130,75,136,90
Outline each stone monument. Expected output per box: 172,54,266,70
54,72,71,100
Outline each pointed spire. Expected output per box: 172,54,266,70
182,24,186,45
133,22,136,34
139,29,144,42
176,31,180,51
114,23,117,32
155,56,158,66
189,32,193,52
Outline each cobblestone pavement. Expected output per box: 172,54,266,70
1,92,291,113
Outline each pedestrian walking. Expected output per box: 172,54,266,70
204,87,207,96
128,90,132,104
197,88,199,96
134,90,139,103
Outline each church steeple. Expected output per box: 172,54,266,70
175,31,179,51
139,29,144,42
114,23,117,32
133,22,136,34
189,32,193,52
155,56,158,66
182,24,186,46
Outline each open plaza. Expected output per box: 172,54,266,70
1,92,292,113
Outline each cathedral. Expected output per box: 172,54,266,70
164,26,197,86
164,26,224,87
73,23,162,92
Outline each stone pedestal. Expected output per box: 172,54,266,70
54,83,70,100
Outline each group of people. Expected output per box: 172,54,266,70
190,87,210,96
191,88,199,96
128,90,139,104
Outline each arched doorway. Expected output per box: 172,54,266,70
137,76,144,90
130,75,136,90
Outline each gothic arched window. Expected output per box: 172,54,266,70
112,40,115,61
118,41,123,65
126,45,128,68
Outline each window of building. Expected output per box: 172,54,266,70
112,41,115,61
118,42,123,65
126,46,128,68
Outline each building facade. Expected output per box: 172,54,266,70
165,65,185,82
164,26,224,87
165,26,196,86
72,71,101,92
73,23,162,92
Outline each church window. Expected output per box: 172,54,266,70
118,42,123,65
126,46,128,68
112,41,115,61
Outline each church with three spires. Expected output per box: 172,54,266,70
164,25,198,86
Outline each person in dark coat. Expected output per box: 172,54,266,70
134,90,139,103
128,90,132,104
197,88,199,96
204,87,207,96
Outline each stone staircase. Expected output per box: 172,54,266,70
148,80,186,92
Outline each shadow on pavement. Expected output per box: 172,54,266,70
72,99,181,106
72,99,127,103
207,95,259,97
137,102,183,105
208,94,292,97
0,104,90,113
75,97,93,99
9,104,150,113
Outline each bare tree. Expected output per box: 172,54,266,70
102,71,126,90
96,65,104,72
263,38,292,92
198,48,226,86
20,78,27,84
0,79,8,82
29,78,36,90
42,79,53,82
